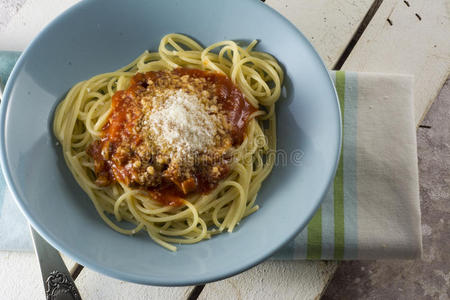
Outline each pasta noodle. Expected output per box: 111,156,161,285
53,33,283,251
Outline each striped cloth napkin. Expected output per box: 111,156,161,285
0,51,422,259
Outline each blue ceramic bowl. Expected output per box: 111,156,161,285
0,0,340,286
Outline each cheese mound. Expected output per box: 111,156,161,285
146,89,221,160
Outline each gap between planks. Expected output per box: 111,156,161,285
333,0,384,70
71,263,84,280
187,285,206,300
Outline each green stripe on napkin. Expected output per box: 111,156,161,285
333,71,346,259
305,71,359,260
307,207,322,259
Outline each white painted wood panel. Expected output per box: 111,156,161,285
199,261,337,300
0,0,80,50
0,251,76,300
1,0,376,69
75,269,194,300
342,0,450,125
0,252,45,300
266,0,376,68
0,251,194,300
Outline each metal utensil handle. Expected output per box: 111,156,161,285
30,226,82,300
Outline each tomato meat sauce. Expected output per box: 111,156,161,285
87,68,256,206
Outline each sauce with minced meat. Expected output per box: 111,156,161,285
87,68,256,206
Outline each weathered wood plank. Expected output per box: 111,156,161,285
342,0,450,125
0,251,194,300
199,261,337,300
0,250,90,299
266,0,376,68
75,268,194,300
0,251,78,300
1,0,377,70
0,0,80,50
0,252,45,300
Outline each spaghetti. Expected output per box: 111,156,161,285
53,34,283,251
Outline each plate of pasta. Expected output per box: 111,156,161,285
0,0,341,285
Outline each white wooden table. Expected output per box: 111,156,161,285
0,0,448,299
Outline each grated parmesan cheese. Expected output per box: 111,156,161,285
145,89,222,160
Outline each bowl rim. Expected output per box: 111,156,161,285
0,0,341,286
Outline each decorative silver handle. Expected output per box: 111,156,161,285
45,270,81,300
30,226,82,300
